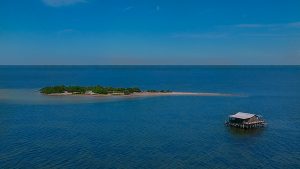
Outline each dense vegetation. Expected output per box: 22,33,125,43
40,85,170,95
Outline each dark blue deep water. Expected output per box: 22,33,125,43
0,66,299,168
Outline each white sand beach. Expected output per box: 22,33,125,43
46,91,234,97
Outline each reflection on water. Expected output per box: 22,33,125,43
227,126,265,137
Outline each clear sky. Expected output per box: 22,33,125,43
1,0,300,65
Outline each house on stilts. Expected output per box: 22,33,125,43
225,112,266,129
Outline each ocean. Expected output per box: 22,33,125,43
0,66,299,168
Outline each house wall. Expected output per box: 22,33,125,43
229,116,260,124
229,118,246,123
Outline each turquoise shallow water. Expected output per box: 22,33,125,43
0,66,300,168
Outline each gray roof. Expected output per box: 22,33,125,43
229,112,256,119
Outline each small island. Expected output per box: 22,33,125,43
40,85,171,95
40,85,233,97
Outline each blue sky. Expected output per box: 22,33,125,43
1,0,300,65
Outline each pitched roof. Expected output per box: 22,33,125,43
229,112,256,119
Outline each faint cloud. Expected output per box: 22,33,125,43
287,22,300,28
233,22,300,29
172,31,300,39
240,33,300,38
123,6,134,12
171,32,228,39
57,29,78,36
156,5,160,11
58,28,75,33
234,24,266,28
42,0,86,7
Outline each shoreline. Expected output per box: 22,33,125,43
45,91,236,97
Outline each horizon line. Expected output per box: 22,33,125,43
0,64,299,66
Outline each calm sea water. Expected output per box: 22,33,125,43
0,66,299,169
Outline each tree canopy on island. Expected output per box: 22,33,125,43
40,85,170,95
